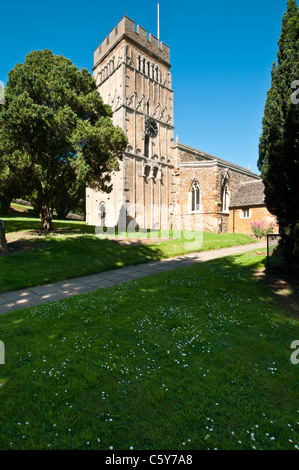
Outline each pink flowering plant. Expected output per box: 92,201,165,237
250,220,275,238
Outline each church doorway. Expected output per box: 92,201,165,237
97,202,106,227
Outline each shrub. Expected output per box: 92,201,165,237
250,220,275,238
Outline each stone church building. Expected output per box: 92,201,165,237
86,16,273,234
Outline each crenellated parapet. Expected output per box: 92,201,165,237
94,16,170,68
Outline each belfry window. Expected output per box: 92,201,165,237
144,135,149,158
191,181,201,212
155,66,159,82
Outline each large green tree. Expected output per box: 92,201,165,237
258,0,299,263
0,146,32,215
0,50,127,231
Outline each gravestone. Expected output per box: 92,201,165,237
0,219,8,253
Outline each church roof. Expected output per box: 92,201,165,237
173,142,261,179
230,179,265,208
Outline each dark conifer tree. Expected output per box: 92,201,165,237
258,0,299,263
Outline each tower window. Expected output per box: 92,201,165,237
144,135,149,158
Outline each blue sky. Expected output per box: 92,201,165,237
0,0,290,173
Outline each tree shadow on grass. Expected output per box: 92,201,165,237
194,252,299,322
250,256,299,318
0,234,167,293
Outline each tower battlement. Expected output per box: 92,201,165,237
94,16,170,67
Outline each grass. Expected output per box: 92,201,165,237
0,216,258,293
0,252,298,450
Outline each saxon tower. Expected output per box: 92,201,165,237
86,16,175,230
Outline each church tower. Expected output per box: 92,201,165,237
86,16,175,230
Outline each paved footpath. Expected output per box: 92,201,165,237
0,241,266,314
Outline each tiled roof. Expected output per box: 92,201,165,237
173,142,261,179
230,179,265,208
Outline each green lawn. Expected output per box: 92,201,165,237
0,217,258,293
0,252,298,450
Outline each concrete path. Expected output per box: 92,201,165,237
0,241,266,314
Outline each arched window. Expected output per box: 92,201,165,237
96,71,102,86
144,135,150,158
155,66,159,81
190,180,201,212
220,170,230,213
97,203,106,227
151,63,154,79
222,183,230,212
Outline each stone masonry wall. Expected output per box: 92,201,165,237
228,206,279,235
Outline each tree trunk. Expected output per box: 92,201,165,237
0,219,8,253
40,206,53,232
0,196,13,216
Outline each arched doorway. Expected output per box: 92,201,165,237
97,202,106,227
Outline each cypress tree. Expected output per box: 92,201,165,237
258,0,299,264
